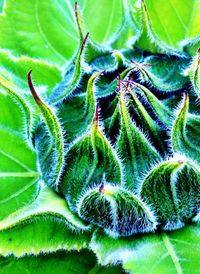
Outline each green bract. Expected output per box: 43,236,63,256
0,0,200,273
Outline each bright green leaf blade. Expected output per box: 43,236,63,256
111,0,141,50
0,186,90,257
0,74,34,142
83,0,124,45
0,91,39,220
0,0,78,65
0,250,125,274
135,0,200,55
90,224,200,274
0,0,3,13
0,0,131,67
0,50,62,95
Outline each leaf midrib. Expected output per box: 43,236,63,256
0,177,39,204
161,232,183,274
0,149,33,171
0,172,39,177
35,0,67,63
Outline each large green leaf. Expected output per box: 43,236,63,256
0,89,39,220
91,224,200,274
0,0,129,66
0,50,62,95
0,186,90,256
135,0,200,55
0,250,125,274
0,85,90,257
0,0,78,65
83,0,124,45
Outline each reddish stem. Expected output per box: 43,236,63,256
27,70,41,104
117,74,121,91
93,104,99,126
99,182,104,193
80,32,89,54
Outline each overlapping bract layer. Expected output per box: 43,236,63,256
31,19,200,236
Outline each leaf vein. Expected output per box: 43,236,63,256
161,233,183,274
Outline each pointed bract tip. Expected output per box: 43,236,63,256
27,70,41,104
184,92,189,101
80,32,89,54
172,154,186,165
99,182,104,193
75,2,78,12
94,70,104,78
93,104,99,126
117,74,121,91
111,50,120,57
177,159,185,164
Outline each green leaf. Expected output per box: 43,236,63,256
90,224,200,274
111,0,141,50
0,186,90,256
0,0,128,67
0,50,62,96
135,0,200,55
0,0,78,65
0,90,39,220
0,250,125,274
0,74,33,142
83,0,124,46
